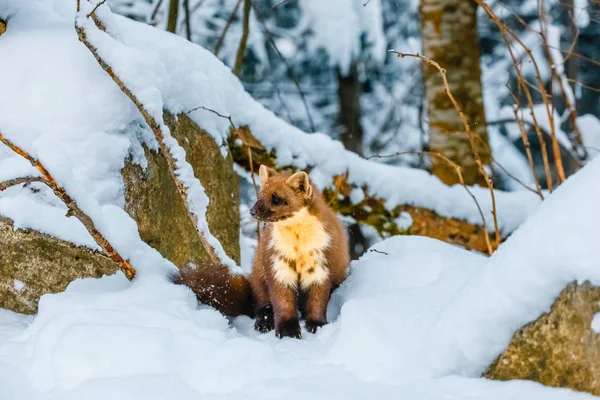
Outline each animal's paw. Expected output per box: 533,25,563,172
305,319,326,334
254,305,275,333
276,319,302,339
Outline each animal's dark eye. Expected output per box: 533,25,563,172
272,193,282,206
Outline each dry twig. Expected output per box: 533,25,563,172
0,177,45,191
187,105,261,240
214,0,242,56
390,51,501,249
0,131,136,280
368,150,494,255
475,0,559,190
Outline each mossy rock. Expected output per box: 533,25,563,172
485,281,600,395
0,216,118,314
122,112,240,268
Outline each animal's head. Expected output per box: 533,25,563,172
249,165,314,222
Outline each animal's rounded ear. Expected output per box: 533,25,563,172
259,165,277,186
286,171,312,197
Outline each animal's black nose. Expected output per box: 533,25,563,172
250,207,257,217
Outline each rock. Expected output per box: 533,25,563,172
0,216,118,314
485,281,600,395
122,112,240,267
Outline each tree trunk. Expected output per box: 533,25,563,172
337,63,369,260
420,0,491,186
166,0,179,33
123,112,241,267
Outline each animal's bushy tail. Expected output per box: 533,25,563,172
170,263,254,317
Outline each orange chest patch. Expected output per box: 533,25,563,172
269,209,331,287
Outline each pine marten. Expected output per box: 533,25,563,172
172,165,350,339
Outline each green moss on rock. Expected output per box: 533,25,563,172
122,112,240,268
0,216,118,314
485,281,600,395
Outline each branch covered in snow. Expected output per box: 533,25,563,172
75,0,242,273
0,131,136,280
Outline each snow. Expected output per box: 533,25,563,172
2,1,599,397
299,0,386,75
12,280,25,291
592,313,600,333
2,187,600,398
0,0,541,266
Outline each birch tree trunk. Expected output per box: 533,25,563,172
420,0,491,186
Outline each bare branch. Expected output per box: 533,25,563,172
390,50,501,249
87,0,107,18
214,0,242,56
251,3,316,132
0,131,136,280
368,149,493,255
272,0,295,9
0,177,45,191
233,0,251,76
475,0,559,190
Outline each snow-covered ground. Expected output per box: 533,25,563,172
2,157,600,399
2,0,600,398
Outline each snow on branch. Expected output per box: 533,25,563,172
0,131,137,280
75,0,242,273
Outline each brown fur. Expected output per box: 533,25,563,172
171,166,349,339
170,263,254,317
249,166,350,338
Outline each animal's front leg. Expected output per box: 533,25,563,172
268,280,301,339
304,281,331,333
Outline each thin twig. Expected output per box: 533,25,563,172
369,248,388,255
476,0,556,191
272,0,295,8
391,51,501,249
538,0,586,161
251,2,316,132
0,177,45,191
0,131,136,280
184,0,191,40
214,0,243,56
368,149,494,255
186,105,261,240
150,0,164,24
87,0,107,18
